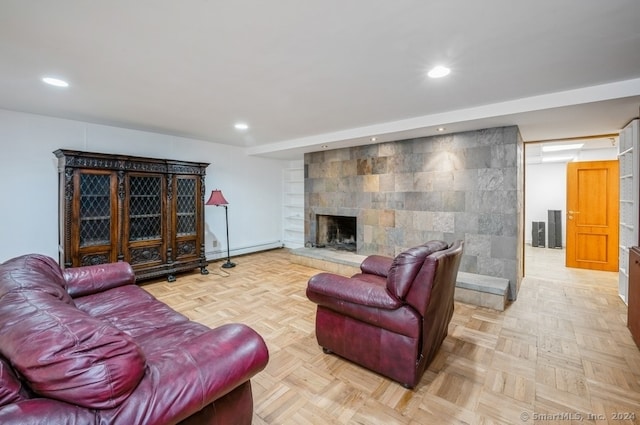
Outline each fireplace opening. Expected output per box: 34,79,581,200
316,215,356,252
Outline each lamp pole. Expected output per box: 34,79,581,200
222,205,235,268
205,189,235,268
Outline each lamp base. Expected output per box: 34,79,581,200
222,260,236,269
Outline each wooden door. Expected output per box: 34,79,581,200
566,160,619,271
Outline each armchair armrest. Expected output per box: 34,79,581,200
63,262,136,298
359,255,393,277
306,272,401,309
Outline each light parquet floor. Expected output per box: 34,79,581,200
142,246,640,425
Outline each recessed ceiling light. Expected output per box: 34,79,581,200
321,144,329,149
437,127,446,132
42,77,69,87
542,155,575,163
427,66,450,79
234,122,249,130
370,137,377,142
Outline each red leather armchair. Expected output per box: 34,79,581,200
0,254,268,425
306,240,463,389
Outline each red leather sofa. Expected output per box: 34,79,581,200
0,254,269,425
306,240,463,389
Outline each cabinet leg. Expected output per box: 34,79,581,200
200,266,209,275
167,274,176,282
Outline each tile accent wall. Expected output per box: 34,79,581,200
304,126,524,299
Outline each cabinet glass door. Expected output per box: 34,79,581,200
173,176,200,260
129,175,162,241
75,170,117,266
125,174,165,267
79,173,112,247
176,177,196,236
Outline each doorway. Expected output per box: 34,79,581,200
524,137,619,277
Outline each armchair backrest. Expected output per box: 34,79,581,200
386,240,449,301
416,240,464,371
406,240,463,316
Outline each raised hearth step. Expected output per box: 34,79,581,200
290,248,509,310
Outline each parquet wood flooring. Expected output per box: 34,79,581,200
142,246,640,424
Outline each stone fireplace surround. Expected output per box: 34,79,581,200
304,126,524,300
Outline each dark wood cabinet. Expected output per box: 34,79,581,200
629,247,640,349
54,149,209,282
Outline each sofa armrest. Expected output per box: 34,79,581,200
307,272,401,309
359,255,393,277
63,262,136,298
178,324,269,403
116,323,269,425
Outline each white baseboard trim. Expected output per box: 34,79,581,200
205,241,283,262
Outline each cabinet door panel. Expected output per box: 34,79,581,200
128,243,165,267
173,176,201,260
79,250,115,267
124,174,166,268
73,171,118,265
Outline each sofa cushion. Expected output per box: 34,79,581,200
0,254,74,305
0,259,146,409
0,356,29,407
73,285,193,338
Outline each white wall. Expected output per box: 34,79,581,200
0,109,288,263
525,162,567,245
525,147,618,246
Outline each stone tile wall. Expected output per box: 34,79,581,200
304,126,524,299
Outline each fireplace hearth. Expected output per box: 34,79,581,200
316,215,356,252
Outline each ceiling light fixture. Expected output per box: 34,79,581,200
541,143,584,152
427,66,450,78
542,155,575,163
437,127,446,132
42,77,69,87
234,122,249,130
370,137,377,142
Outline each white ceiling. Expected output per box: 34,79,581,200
1,1,639,160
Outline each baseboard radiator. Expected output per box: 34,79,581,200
205,241,283,262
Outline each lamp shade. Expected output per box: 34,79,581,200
205,189,229,206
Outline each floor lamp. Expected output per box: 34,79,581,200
205,189,236,268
